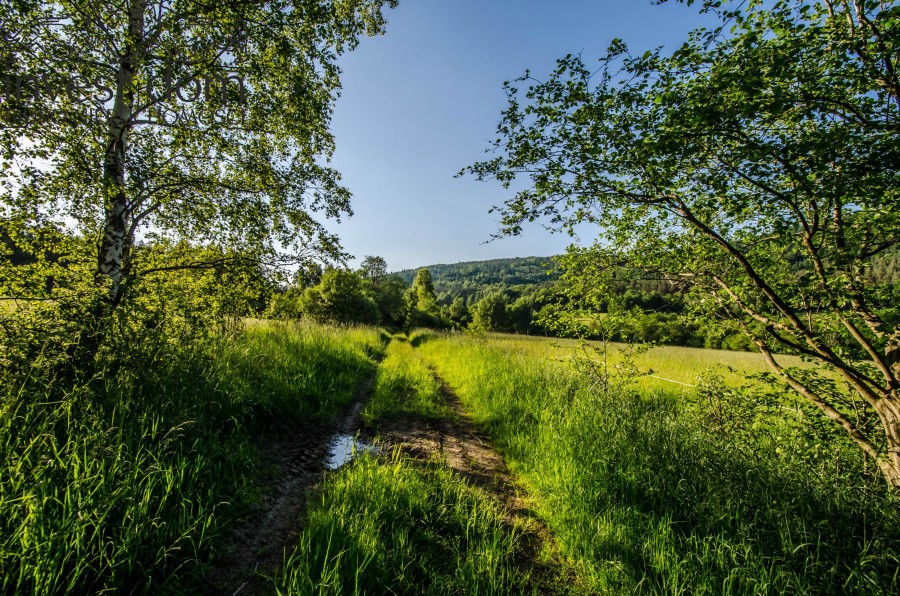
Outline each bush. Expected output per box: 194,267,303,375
298,269,381,326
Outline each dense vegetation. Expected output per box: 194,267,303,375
465,0,900,486
264,246,900,352
3,0,900,591
414,331,900,594
0,319,385,593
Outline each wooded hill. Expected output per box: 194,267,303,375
394,256,558,302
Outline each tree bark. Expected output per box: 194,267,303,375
97,0,143,308
873,397,900,487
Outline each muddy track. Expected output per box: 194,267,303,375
206,370,377,595
364,372,565,593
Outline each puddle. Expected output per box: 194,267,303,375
324,433,377,470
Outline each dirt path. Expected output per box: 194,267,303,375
207,371,376,595
364,374,563,593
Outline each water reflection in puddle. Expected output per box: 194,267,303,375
325,434,376,470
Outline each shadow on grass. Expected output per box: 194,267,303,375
408,330,437,348
531,394,900,594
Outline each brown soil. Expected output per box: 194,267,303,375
362,377,566,594
205,372,376,595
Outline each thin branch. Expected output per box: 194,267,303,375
737,317,885,463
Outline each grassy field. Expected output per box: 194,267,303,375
413,330,899,594
481,332,813,390
4,322,898,593
0,321,386,594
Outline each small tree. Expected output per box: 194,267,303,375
298,269,379,326
464,0,900,486
266,287,304,320
508,296,534,334
359,255,388,287
370,275,407,327
295,262,325,289
409,268,438,310
470,293,508,333
405,268,445,329
449,295,470,328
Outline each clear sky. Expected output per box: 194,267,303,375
327,0,715,272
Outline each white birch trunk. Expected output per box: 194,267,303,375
98,0,144,306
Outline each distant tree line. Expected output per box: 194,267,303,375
267,248,900,354
13,225,896,352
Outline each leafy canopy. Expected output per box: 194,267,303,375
0,0,396,307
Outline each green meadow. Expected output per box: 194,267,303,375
2,323,898,594
482,332,813,389
268,327,900,594
411,330,899,594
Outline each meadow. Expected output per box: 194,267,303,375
2,321,897,594
412,330,899,594
482,332,814,390
266,328,898,594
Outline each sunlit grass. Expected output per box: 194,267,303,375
272,330,545,595
272,453,534,596
413,330,899,594
482,332,815,391
361,334,451,426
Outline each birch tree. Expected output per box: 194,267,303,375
0,0,395,319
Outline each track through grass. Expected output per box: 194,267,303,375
0,321,385,594
273,332,564,595
413,330,900,594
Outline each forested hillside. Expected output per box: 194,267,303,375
395,256,557,301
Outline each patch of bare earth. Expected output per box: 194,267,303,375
363,376,568,594
205,372,376,595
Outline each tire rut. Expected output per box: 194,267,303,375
366,371,565,593
206,369,377,595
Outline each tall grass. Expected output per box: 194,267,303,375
415,331,900,594
272,453,533,596
361,335,451,426
0,322,385,594
273,330,540,595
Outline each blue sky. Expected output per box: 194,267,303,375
327,0,715,272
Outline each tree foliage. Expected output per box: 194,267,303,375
369,274,407,327
470,293,508,333
405,268,444,329
0,0,396,317
465,0,900,485
396,257,557,301
298,268,379,326
359,255,388,287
